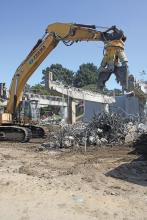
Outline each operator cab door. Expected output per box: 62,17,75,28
17,100,40,124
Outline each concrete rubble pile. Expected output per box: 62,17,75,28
43,112,147,149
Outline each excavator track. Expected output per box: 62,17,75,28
0,126,31,142
25,125,46,138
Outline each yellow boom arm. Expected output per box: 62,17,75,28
6,22,103,113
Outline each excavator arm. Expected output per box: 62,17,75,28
6,22,103,114
0,22,129,142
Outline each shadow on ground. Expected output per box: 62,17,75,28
106,137,147,186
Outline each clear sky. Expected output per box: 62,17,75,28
0,0,147,89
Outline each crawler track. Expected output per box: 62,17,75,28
0,126,31,142
25,125,46,138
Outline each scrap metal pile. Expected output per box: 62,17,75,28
43,112,147,149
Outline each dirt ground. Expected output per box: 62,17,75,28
0,140,147,220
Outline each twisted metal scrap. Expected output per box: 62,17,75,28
87,112,126,144
47,112,130,148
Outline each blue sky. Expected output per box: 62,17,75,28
0,0,147,89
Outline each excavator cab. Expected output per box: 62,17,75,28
17,100,40,124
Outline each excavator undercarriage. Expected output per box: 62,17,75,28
0,125,46,142
0,126,31,142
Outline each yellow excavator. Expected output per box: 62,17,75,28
0,22,126,142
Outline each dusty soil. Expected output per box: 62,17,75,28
0,140,147,220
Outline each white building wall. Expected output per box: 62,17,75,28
110,95,145,121
83,101,107,122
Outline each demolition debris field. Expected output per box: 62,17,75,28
0,140,147,220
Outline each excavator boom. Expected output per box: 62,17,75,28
6,22,103,114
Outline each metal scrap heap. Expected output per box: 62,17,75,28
87,112,126,145
42,112,147,149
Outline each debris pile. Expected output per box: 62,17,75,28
124,122,139,144
87,112,126,145
44,122,87,148
42,112,147,149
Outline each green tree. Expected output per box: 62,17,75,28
42,64,74,86
30,84,49,95
73,63,98,88
113,88,123,96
